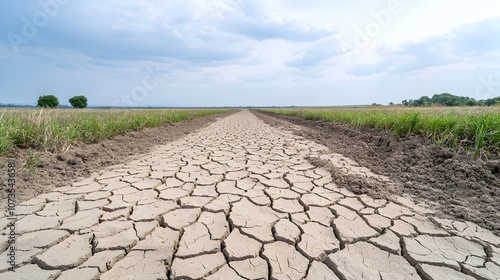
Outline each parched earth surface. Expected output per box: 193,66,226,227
1,110,500,280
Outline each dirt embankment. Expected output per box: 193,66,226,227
253,110,500,235
0,111,236,203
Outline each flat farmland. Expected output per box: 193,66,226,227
1,109,499,279
3,0,500,278
0,108,231,155
262,106,500,159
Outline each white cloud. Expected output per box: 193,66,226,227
348,18,500,76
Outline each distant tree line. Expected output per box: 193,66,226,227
402,93,500,107
0,104,34,108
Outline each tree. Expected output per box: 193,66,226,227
431,93,454,106
69,95,88,108
418,96,432,106
485,98,498,106
37,95,59,108
465,99,477,106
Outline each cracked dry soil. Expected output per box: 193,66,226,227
1,110,499,280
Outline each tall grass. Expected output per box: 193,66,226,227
0,108,229,155
262,107,500,159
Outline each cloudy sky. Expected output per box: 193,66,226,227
1,0,499,107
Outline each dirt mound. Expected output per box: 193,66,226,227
254,110,500,235
0,111,235,203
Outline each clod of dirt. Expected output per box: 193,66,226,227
485,161,500,178
67,157,83,166
56,155,66,162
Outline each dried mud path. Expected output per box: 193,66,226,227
1,110,499,280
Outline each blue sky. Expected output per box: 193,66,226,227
1,0,499,107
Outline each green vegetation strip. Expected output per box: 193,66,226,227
0,108,230,155
262,107,500,159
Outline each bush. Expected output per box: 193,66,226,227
37,95,59,108
69,95,88,108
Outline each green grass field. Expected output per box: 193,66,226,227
262,107,500,159
0,108,230,155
